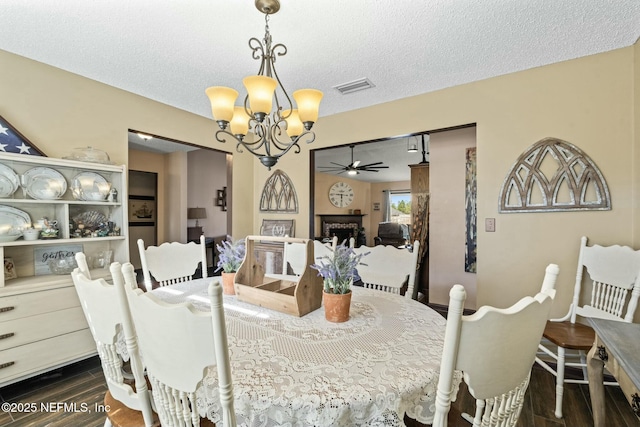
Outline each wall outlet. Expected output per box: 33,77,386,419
485,218,496,232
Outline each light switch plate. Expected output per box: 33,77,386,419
485,218,496,232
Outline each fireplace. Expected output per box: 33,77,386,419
328,226,357,244
318,214,365,247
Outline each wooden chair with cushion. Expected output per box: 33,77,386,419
119,262,236,427
138,234,207,291
352,240,421,299
432,264,559,427
535,236,640,418
71,263,157,427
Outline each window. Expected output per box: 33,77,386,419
383,190,411,225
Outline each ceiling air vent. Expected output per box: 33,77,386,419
333,78,375,95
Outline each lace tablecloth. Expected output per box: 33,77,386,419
126,279,460,427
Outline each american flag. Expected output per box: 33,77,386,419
0,115,45,156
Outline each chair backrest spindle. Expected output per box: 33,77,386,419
138,235,207,291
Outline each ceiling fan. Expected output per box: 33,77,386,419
318,145,389,175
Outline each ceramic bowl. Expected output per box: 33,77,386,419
49,256,78,275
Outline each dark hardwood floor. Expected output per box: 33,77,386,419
0,356,638,427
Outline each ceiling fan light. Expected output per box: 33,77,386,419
407,136,418,153
283,109,303,138
347,169,357,176
205,86,238,126
293,89,323,124
243,75,277,118
230,106,250,137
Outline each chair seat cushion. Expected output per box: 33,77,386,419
542,320,595,349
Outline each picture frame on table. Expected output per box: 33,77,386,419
4,258,17,280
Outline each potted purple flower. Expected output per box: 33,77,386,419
216,236,246,295
311,242,367,322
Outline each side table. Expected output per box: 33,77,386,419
587,318,640,426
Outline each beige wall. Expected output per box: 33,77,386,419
0,49,254,241
3,44,640,317
259,46,638,317
187,149,228,238
429,127,477,307
128,149,167,243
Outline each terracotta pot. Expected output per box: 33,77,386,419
323,290,352,323
221,272,236,295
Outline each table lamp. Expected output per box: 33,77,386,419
188,207,207,227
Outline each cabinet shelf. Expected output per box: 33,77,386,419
0,198,121,207
2,236,126,248
0,152,129,387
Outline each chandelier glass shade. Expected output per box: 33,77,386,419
205,0,323,169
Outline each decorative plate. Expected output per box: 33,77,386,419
0,205,31,239
0,164,19,197
71,172,110,201
72,210,108,230
23,167,67,200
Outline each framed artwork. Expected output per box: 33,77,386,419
373,202,381,211
465,147,477,273
215,187,227,211
4,258,17,280
260,219,294,237
0,114,47,156
129,196,156,226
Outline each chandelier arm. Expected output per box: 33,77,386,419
269,130,301,154
215,128,270,155
249,37,266,65
267,48,293,118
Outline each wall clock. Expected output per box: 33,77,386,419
329,182,354,208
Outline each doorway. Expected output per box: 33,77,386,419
127,130,231,268
128,170,157,268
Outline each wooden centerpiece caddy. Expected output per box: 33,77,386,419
234,236,323,317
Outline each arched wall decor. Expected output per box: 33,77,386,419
498,137,611,213
259,169,299,213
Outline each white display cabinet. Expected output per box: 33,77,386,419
0,152,129,386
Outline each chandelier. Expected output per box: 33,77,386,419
205,0,323,169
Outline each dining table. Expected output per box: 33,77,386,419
120,277,460,427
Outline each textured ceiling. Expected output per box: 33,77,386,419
2,0,639,182
2,0,638,119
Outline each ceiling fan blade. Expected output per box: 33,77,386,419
352,160,361,168
356,161,385,168
360,165,390,169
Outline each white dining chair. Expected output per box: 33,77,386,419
432,263,559,427
71,265,156,427
312,236,338,263
352,240,421,299
137,235,207,291
282,240,307,275
535,236,640,418
75,252,92,279
119,262,236,427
